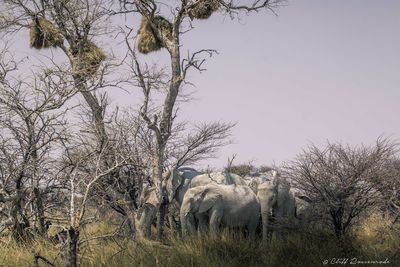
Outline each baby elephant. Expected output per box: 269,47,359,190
180,184,260,240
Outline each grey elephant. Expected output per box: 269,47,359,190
256,180,277,239
253,173,297,240
165,167,202,205
273,177,296,235
243,170,276,193
164,168,246,231
165,168,245,205
180,184,260,240
290,187,312,221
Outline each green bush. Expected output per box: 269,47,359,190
227,164,255,177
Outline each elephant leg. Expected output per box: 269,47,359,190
266,214,275,241
181,213,197,236
197,213,209,234
187,214,197,235
247,219,258,241
209,209,222,234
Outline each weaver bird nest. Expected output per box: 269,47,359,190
29,17,64,49
137,16,173,54
189,0,220,20
68,41,107,76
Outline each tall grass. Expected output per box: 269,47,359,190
0,215,399,266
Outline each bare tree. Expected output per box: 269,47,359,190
0,1,141,244
58,135,128,267
0,44,73,240
120,0,283,240
373,157,400,224
0,0,283,241
168,122,235,168
0,0,122,195
283,138,397,240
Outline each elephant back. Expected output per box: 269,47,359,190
189,171,245,188
228,173,246,186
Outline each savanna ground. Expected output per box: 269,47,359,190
1,214,399,267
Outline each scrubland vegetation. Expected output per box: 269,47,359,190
1,1,399,267
1,213,399,267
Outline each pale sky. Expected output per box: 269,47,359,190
5,0,400,168
177,0,400,167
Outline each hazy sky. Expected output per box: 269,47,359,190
174,0,400,168
6,0,400,168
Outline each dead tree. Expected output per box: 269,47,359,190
119,0,283,240
0,43,73,239
57,124,129,267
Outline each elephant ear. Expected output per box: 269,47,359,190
198,190,221,213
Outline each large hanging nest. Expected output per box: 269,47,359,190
69,41,107,76
29,17,64,49
137,16,173,54
188,0,220,20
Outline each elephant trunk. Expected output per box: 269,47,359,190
180,211,196,236
258,191,275,240
260,205,270,240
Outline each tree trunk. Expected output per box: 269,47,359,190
157,196,166,240
331,207,344,240
67,227,80,267
11,172,30,241
135,16,183,240
154,144,166,240
135,142,166,239
136,201,158,238
33,186,46,236
28,133,46,237
125,209,137,239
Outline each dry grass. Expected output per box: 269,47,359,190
0,214,399,266
352,214,400,260
0,237,60,266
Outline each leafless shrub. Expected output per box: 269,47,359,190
283,137,398,239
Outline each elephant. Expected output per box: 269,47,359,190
165,168,245,205
290,188,312,221
164,168,246,231
257,180,277,240
180,184,260,240
243,170,276,193
164,167,202,206
273,177,296,234
252,172,297,240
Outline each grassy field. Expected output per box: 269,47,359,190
0,215,399,267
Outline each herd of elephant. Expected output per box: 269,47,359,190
163,168,311,240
